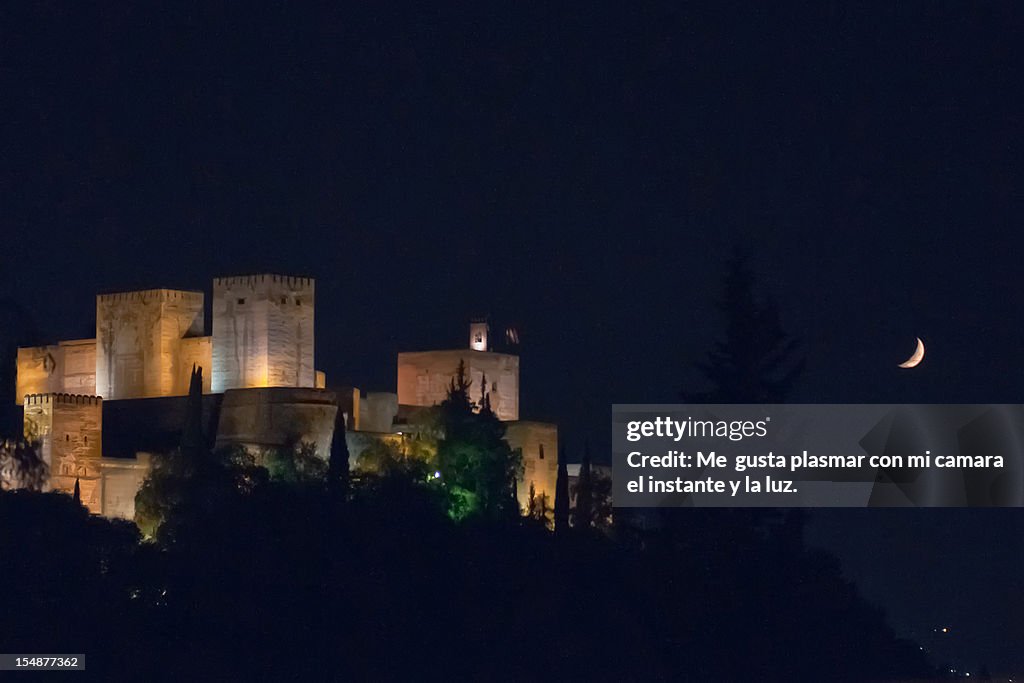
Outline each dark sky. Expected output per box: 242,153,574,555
3,1,1023,673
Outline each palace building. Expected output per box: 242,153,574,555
12,275,557,518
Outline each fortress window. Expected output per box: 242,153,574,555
281,296,288,304
539,444,545,460
237,298,246,305
296,299,302,306
66,434,70,442
492,382,497,392
84,436,88,444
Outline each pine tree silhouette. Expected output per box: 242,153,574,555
684,248,804,403
73,477,81,505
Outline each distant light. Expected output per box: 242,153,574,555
434,471,441,479
941,627,949,633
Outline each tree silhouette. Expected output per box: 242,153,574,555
554,438,569,533
73,478,81,505
572,441,593,529
179,364,205,455
525,482,552,528
436,360,521,520
135,365,264,539
0,438,47,491
587,470,614,530
684,248,805,403
328,405,351,497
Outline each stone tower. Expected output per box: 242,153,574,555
96,289,205,400
397,319,519,421
22,393,103,510
211,275,315,393
469,319,489,351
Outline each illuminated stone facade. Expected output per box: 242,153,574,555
394,323,557,510
96,289,205,400
23,393,103,511
15,339,96,404
96,454,151,520
469,319,489,351
19,393,151,519
397,349,519,421
212,275,315,393
215,387,338,460
360,392,399,433
506,421,559,512
14,277,564,522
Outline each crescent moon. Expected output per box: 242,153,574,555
898,337,925,368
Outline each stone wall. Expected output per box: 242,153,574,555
15,339,96,404
212,275,315,392
176,336,213,394
397,349,519,421
215,387,337,460
23,393,104,512
99,454,151,520
96,289,204,399
505,421,558,513
359,392,399,432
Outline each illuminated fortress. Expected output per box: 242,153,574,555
13,274,557,518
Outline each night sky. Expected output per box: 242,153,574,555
3,2,1023,673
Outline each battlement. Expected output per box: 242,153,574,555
211,274,315,392
97,288,204,304
24,393,103,406
214,274,314,290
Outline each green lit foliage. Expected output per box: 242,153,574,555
436,361,522,521
0,438,47,492
442,485,477,523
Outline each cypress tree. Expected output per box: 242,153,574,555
73,477,81,505
479,372,489,413
328,406,351,497
510,466,518,515
554,438,570,533
180,364,205,455
574,440,593,529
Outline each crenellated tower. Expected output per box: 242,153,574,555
95,289,205,400
22,393,103,510
211,275,315,392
